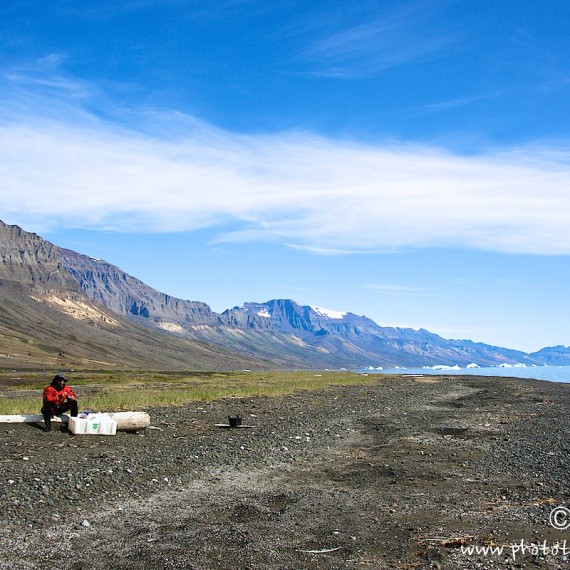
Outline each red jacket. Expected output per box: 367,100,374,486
42,384,76,409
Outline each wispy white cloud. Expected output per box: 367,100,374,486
405,94,492,115
300,1,458,77
1,71,569,256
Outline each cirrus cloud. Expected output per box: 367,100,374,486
1,76,569,256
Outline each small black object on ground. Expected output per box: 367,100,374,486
215,415,253,429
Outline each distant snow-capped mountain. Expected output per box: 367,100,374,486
54,247,566,368
219,299,539,368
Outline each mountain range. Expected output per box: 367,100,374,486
1,219,568,371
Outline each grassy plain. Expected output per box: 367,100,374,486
0,369,382,415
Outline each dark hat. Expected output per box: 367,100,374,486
53,373,67,382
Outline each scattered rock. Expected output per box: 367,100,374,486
1,376,569,569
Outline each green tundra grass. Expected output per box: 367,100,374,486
0,369,384,414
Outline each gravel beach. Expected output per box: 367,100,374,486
1,374,569,569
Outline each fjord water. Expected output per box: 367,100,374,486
365,366,570,383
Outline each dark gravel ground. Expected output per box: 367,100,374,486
1,375,570,569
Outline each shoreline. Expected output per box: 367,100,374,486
1,375,569,569
363,366,570,384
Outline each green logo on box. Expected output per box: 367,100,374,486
92,423,99,430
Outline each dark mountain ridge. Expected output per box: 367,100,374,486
0,221,270,370
1,220,568,370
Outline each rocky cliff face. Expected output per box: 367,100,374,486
0,221,79,291
60,248,221,331
0,221,269,370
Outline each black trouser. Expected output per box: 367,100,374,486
42,400,78,428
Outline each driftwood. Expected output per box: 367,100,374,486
0,411,151,432
107,412,151,432
298,547,342,554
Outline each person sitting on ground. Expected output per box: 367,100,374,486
41,373,78,432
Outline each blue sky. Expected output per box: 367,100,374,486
1,0,569,353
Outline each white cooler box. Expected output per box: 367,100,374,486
68,413,117,436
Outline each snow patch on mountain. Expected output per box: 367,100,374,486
311,306,347,319
257,308,271,318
